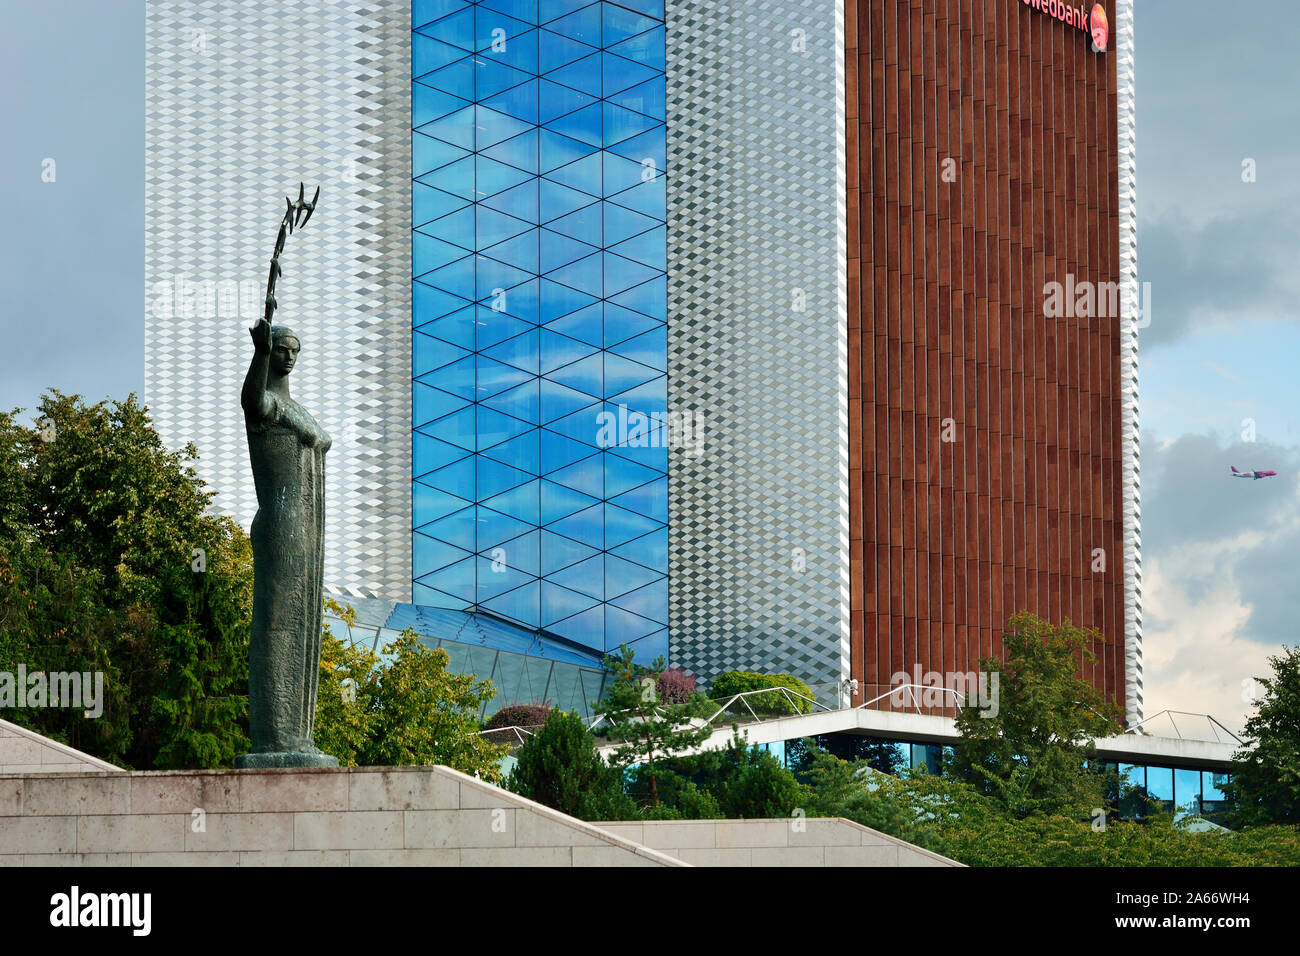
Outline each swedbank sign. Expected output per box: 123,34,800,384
1021,0,1109,53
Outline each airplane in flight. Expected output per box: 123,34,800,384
1231,466,1278,481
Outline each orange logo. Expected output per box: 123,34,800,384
1089,4,1109,52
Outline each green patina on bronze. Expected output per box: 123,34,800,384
235,184,338,769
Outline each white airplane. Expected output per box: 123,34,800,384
1231,466,1278,481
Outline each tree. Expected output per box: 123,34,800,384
506,709,636,820
948,611,1123,818
596,644,713,809
0,394,254,769
1224,645,1300,826
314,600,508,780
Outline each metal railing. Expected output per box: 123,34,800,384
856,684,967,715
1124,710,1242,745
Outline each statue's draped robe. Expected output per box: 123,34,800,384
245,392,330,754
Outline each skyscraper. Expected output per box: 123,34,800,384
145,0,1139,719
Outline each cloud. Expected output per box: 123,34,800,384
1138,208,1300,349
1140,431,1300,732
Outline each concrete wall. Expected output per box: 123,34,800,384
0,765,683,867
597,818,962,867
0,719,123,775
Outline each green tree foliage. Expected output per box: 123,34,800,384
1224,645,1300,826
314,600,507,780
0,394,253,769
506,709,636,820
708,670,815,715
949,611,1123,818
596,644,713,809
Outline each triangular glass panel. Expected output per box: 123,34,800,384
607,428,667,470
480,527,541,577
540,529,598,575
545,403,608,448
415,6,476,52
481,478,541,525
475,154,535,199
543,301,602,346
608,226,665,270
479,0,540,26
539,0,598,25
473,7,535,53
604,501,662,548
543,101,602,147
474,104,534,151
482,378,541,424
602,101,659,147
539,277,598,323
420,255,477,299
412,530,473,576
538,26,598,73
607,76,665,122
412,332,471,378
414,233,471,276
417,359,475,401
418,203,475,249
416,304,477,350
475,202,533,251
473,556,536,602
544,251,603,297
475,454,536,499
480,429,541,474
424,456,476,500
481,77,540,125
545,452,604,498
476,353,535,399
413,432,472,477
420,557,478,603
545,151,602,197
539,378,599,423
601,50,660,98
411,481,474,525
541,581,602,628
608,273,666,318
604,603,660,642
414,84,472,130
602,3,660,47
483,328,540,374
607,22,665,71
421,59,478,99
540,428,602,472
604,555,662,600
413,379,471,427
480,276,541,324
604,453,662,497
481,230,540,276
605,175,665,219
547,554,604,599
481,580,542,628
474,256,534,300
538,125,598,173
543,4,601,48
541,479,599,523
476,305,534,350
480,179,540,224
477,504,538,549
602,301,660,346
603,201,658,245
414,181,471,228
602,250,662,296
538,80,599,126
475,26,539,74
608,524,667,571
546,204,603,246
477,405,535,451
540,229,600,274
415,505,478,551
606,125,665,169
607,325,665,370
546,603,604,647
416,155,475,201
480,127,540,175
547,352,603,397
541,327,599,373
415,0,470,32
608,475,667,523
539,180,599,224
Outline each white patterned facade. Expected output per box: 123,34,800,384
1116,0,1143,726
663,0,850,700
144,1,411,598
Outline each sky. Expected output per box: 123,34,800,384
1,0,1297,735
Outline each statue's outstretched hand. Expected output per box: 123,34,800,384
250,318,272,354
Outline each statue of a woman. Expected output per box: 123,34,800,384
236,317,338,767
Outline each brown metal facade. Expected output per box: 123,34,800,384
846,0,1126,712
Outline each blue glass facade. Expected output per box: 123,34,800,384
411,0,668,660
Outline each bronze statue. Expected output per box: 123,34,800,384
235,184,338,768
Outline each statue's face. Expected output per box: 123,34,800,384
271,336,300,375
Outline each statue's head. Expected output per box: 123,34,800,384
270,326,301,376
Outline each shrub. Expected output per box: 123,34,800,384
709,671,815,715
506,710,636,821
485,703,552,731
656,666,696,704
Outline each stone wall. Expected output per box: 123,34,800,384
0,765,682,867
597,818,962,867
0,719,123,775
